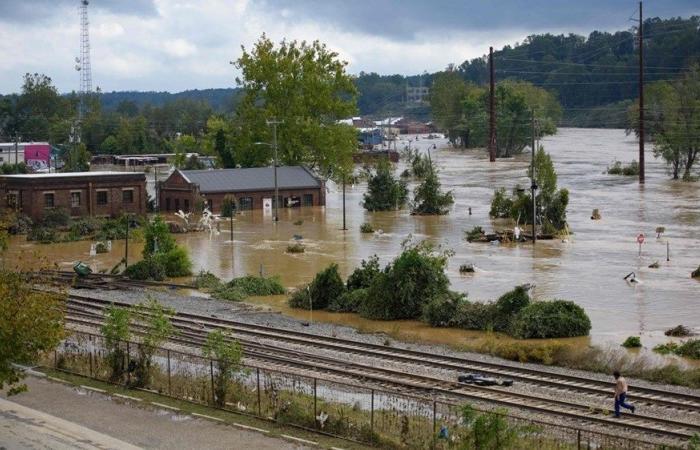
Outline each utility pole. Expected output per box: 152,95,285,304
638,1,645,184
488,46,496,162
266,119,283,222
342,173,347,231
124,216,129,269
153,165,158,212
531,109,537,244
14,135,19,170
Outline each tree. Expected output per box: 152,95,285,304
130,298,175,387
411,160,454,215
101,305,130,382
0,271,65,395
100,135,119,154
644,65,700,180
63,142,91,172
362,158,408,211
232,34,358,173
203,330,244,407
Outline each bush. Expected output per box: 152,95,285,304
124,258,166,281
676,340,700,359
607,160,640,176
287,287,311,309
465,226,485,242
286,243,305,253
665,325,692,337
308,264,345,310
41,208,70,228
693,266,700,278
26,227,58,243
143,215,176,257
489,188,513,219
70,218,99,237
455,301,498,331
362,158,408,211
212,286,247,302
653,342,679,355
360,222,374,233
154,247,192,277
346,255,380,291
96,217,128,241
622,336,642,348
95,242,108,253
193,270,222,290
422,291,466,327
411,163,453,215
328,288,368,313
492,286,531,332
225,275,285,296
7,213,33,234
360,241,450,320
512,300,591,338
459,264,475,273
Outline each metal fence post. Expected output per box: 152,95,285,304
370,389,374,437
126,342,131,386
313,378,318,429
256,368,261,416
54,349,57,369
432,401,437,450
88,335,93,378
210,360,215,405
577,429,581,450
167,350,171,395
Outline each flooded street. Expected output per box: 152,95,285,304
4,128,699,345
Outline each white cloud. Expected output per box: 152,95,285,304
163,39,197,58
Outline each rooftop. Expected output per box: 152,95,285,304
179,166,322,193
0,171,145,179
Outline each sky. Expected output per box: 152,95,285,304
0,0,696,94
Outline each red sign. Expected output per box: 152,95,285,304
637,233,645,244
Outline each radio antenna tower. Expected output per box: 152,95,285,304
75,0,92,122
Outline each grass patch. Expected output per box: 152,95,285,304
360,223,374,233
286,243,305,253
621,336,642,348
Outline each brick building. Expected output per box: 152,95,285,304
0,172,147,221
159,166,325,214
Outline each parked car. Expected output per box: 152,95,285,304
457,373,513,387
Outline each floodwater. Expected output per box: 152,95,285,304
4,128,699,347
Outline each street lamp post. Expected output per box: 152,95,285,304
254,118,283,222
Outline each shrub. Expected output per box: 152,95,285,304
512,300,591,338
360,222,374,233
489,188,513,219
653,342,680,355
7,213,33,234
293,219,304,226
492,285,531,332
41,208,70,228
287,287,311,309
212,286,247,302
143,215,176,257
203,330,243,407
286,243,305,253
622,336,642,348
362,158,408,211
411,163,454,215
676,340,700,359
226,275,285,296
410,153,431,179
693,266,700,278
193,270,222,290
665,325,692,337
455,301,498,331
95,242,108,253
70,218,99,237
465,226,486,243
96,217,128,241
26,227,58,244
221,195,237,218
459,264,475,273
101,305,130,382
360,241,451,320
328,288,368,313
154,247,192,277
308,264,345,310
346,255,380,291
607,160,640,176
124,258,166,281
422,291,466,327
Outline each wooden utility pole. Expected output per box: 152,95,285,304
638,1,645,184
489,46,496,162
342,174,347,231
531,109,537,244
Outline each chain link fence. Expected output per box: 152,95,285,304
42,332,674,450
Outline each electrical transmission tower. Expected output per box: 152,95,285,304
75,0,92,123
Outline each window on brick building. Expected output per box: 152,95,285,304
96,191,108,205
122,190,134,204
71,192,81,208
44,193,54,208
238,197,253,210
303,194,314,206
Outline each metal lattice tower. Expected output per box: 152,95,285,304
76,0,92,120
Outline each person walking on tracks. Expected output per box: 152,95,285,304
613,370,636,417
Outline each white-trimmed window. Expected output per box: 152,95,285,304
71,191,81,208
122,189,134,204
44,192,55,208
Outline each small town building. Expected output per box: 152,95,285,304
0,171,147,221
159,166,325,214
0,142,51,171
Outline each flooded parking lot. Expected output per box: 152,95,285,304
4,128,699,345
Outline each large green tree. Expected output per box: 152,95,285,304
362,158,408,211
231,34,358,174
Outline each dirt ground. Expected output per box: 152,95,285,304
0,376,309,450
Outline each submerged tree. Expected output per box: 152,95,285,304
362,158,408,211
411,160,454,215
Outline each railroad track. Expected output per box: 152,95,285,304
60,293,700,443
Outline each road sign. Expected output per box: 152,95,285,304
637,233,645,244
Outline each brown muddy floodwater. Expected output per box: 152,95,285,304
4,128,699,347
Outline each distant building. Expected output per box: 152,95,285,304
406,86,429,103
0,171,147,221
0,142,51,171
159,166,326,214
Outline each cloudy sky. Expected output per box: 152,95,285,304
0,0,696,94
